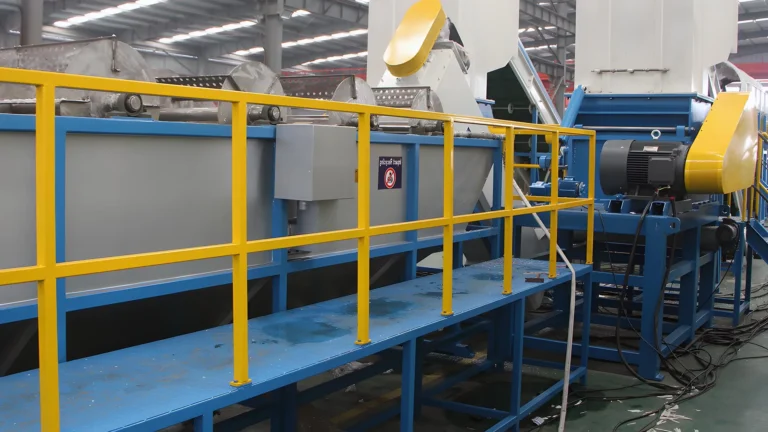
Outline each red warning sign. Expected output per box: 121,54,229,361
378,157,402,190
384,167,397,189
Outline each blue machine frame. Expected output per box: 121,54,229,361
513,90,729,380
0,113,593,432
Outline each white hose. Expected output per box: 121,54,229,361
512,180,576,432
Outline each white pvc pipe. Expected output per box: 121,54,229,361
512,180,576,432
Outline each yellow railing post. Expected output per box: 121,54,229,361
549,132,560,278
586,133,596,265
356,113,372,345
503,127,515,295
442,120,455,316
36,83,60,432
230,100,251,387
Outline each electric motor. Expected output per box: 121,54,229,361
600,140,690,197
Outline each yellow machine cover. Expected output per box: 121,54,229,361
685,92,758,194
383,0,446,77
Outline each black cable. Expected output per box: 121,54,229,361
654,197,678,354
612,304,768,431
584,192,768,431
592,201,686,391
698,229,742,308
611,194,679,390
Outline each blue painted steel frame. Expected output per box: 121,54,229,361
342,273,593,432
422,273,593,432
514,93,723,380
712,221,751,327
0,260,591,432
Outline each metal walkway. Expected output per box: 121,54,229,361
0,258,590,432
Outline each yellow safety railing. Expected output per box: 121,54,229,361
0,67,596,431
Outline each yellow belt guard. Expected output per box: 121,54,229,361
685,92,758,194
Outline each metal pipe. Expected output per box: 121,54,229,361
20,0,43,45
554,2,568,117
453,131,503,140
378,124,412,133
264,0,284,71
561,85,585,129
158,107,220,122
161,105,280,123
591,68,669,73
0,98,91,116
581,126,691,133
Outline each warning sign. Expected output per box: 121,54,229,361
378,156,402,190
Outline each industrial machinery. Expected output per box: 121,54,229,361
366,0,555,278
0,0,518,369
157,61,286,124
0,0,600,430
516,0,768,381
0,36,158,117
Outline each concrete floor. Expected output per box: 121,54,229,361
198,259,768,432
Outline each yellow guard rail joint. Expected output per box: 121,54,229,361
0,67,596,431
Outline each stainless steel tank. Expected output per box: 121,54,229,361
0,37,159,117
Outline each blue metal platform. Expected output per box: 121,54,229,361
0,258,590,432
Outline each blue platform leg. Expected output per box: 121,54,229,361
401,339,417,432
414,336,425,418
746,245,754,315
193,411,213,432
494,306,513,367
638,228,665,381
454,242,464,269
509,299,525,432
553,282,570,317
271,384,298,432
699,250,717,329
733,235,744,327
679,228,699,342
580,274,592,385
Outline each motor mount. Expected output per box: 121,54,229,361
600,140,690,197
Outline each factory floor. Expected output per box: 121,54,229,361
190,260,768,432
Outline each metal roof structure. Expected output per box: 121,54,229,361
0,0,764,76
737,0,768,58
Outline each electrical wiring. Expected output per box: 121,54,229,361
610,292,768,431
698,229,742,309
556,191,768,431
609,194,681,390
